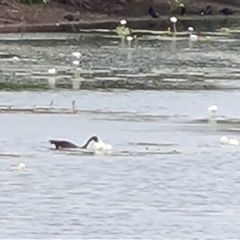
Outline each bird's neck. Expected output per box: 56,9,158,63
81,137,96,149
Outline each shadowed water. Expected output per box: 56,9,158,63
0,90,240,239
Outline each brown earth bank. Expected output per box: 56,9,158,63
1,0,240,32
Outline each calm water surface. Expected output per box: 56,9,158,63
0,90,240,239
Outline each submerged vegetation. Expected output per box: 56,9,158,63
0,80,225,91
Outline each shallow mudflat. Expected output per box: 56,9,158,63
0,21,240,91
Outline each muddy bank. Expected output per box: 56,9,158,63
0,0,240,33
0,15,240,33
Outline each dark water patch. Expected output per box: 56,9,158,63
110,150,181,157
0,153,36,159
0,153,21,158
97,112,177,122
129,142,178,147
51,148,96,156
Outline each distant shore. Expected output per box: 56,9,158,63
1,15,240,34
0,1,240,33
0,15,239,34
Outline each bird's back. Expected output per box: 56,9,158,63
148,7,159,19
220,8,234,15
49,140,78,149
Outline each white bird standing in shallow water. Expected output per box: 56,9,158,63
120,19,127,25
169,16,178,52
12,56,20,61
188,26,198,50
188,27,198,41
170,16,178,32
72,60,80,66
208,105,218,116
72,52,81,58
17,163,27,171
208,105,218,123
126,35,133,48
48,68,56,75
220,136,239,146
48,68,56,89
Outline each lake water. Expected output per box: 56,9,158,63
1,25,240,239
0,90,240,239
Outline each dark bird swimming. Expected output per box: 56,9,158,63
201,5,213,15
148,6,159,19
220,8,235,16
64,13,75,22
49,136,99,150
179,3,186,16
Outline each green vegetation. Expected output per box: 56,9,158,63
115,26,132,37
168,0,188,10
0,79,225,91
